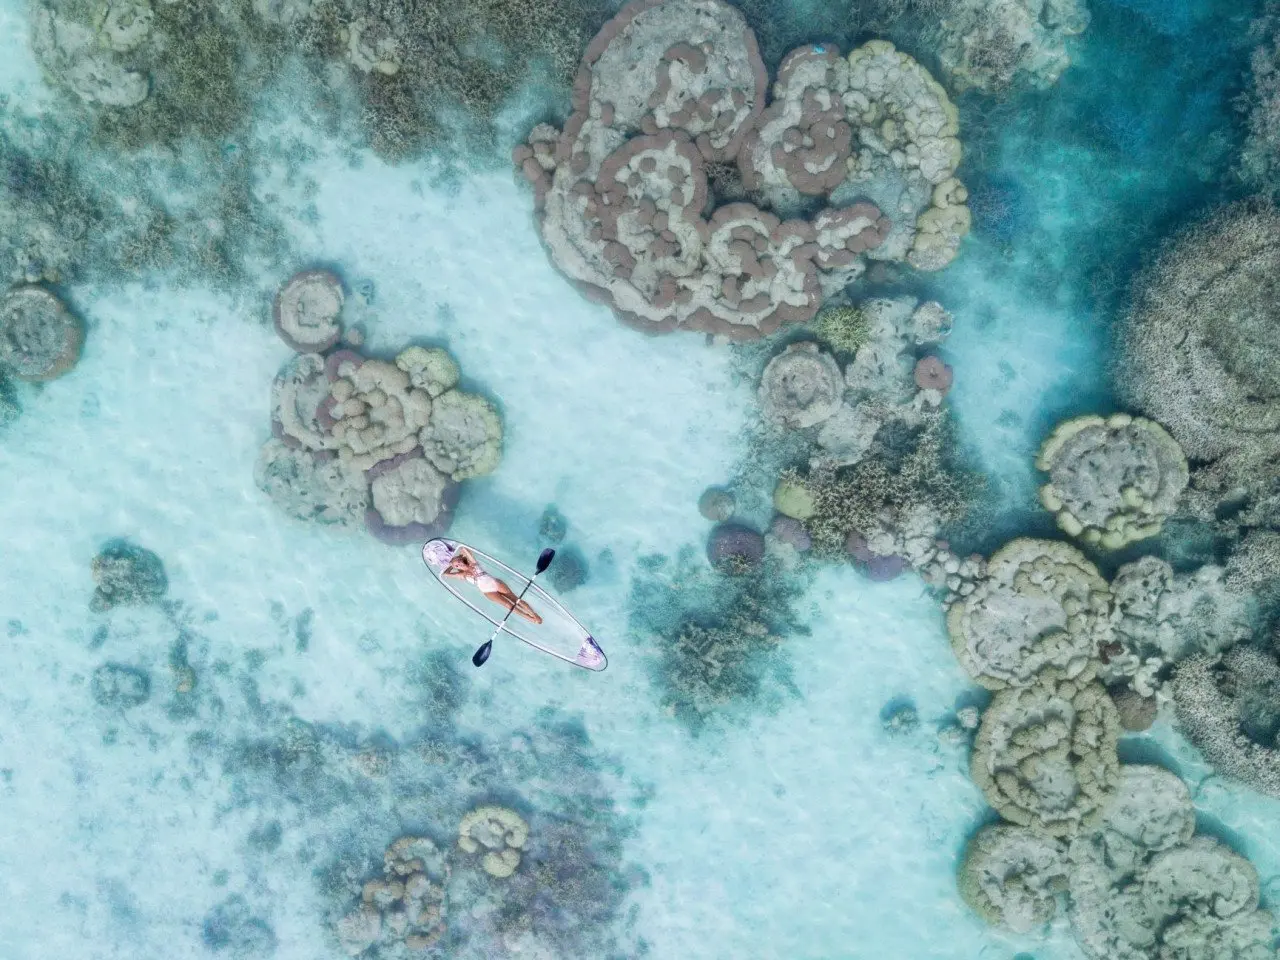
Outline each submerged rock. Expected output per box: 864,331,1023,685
547,546,589,593
201,895,278,955
90,539,168,611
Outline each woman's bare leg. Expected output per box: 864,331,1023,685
481,588,543,624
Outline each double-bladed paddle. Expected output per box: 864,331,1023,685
472,548,555,667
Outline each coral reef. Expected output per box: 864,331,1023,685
547,546,590,592
812,303,870,358
254,438,369,528
814,297,955,469
201,896,278,955
30,0,152,109
90,539,169,612
0,372,18,426
970,677,1120,836
697,486,735,522
946,538,1111,691
1102,556,1254,697
1225,528,1280,596
457,805,530,879
754,296,974,581
1171,645,1280,798
1071,831,1274,960
758,341,843,429
957,823,1067,933
930,0,1091,94
782,409,980,570
1110,687,1158,732
538,504,569,543
0,125,104,285
707,522,765,573
769,515,812,552
1063,765,1279,960
333,836,449,954
632,548,803,727
515,0,970,338
1036,413,1189,549
258,344,498,544
273,269,345,353
0,285,84,382
960,756,1278,958
1116,202,1280,466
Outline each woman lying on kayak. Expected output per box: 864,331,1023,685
437,542,544,625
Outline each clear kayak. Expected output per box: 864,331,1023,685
421,538,608,671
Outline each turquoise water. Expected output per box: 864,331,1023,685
2,0,1280,958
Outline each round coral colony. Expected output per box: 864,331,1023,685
0,285,84,381
273,269,345,353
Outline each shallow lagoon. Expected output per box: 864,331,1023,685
2,0,1280,958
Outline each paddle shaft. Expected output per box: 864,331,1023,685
485,574,541,643
472,548,554,667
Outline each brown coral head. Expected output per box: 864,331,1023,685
844,531,874,563
707,523,765,573
914,355,953,393
325,348,366,381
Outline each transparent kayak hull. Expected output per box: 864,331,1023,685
422,538,607,671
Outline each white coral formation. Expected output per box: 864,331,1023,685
1102,556,1254,697
254,438,368,527
957,824,1067,933
1171,646,1280,799
758,341,843,429
334,836,449,956
419,389,503,481
327,354,434,472
271,353,336,452
273,270,344,353
457,805,529,879
933,0,1091,94
971,677,1120,836
1066,765,1276,959
344,17,402,76
1070,834,1273,960
30,1,151,107
368,456,451,528
839,41,969,272
946,538,1111,691
1067,765,1195,882
1117,203,1280,466
396,346,459,398
1036,413,1189,549
958,762,1278,958
260,346,501,542
738,47,854,203
516,0,968,339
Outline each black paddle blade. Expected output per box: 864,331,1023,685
472,641,493,667
536,548,555,574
